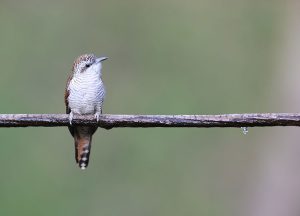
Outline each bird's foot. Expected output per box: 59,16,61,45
94,112,101,123
69,112,74,125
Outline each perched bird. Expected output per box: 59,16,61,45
64,54,108,169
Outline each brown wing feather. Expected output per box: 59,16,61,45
65,72,74,136
64,72,73,113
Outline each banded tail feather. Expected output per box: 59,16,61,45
74,136,93,170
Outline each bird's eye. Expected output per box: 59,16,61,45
85,63,91,68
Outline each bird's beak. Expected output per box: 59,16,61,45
96,57,108,63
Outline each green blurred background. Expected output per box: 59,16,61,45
0,0,287,215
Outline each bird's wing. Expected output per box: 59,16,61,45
65,73,74,137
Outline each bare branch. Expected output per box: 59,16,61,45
0,113,299,128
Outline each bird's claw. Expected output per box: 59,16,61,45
94,112,100,123
69,112,73,125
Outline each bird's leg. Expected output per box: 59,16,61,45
94,106,102,122
69,111,74,125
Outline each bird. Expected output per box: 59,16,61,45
64,54,108,169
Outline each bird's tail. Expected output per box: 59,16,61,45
74,135,92,170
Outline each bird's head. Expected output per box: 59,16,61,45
72,54,108,76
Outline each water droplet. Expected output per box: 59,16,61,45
241,127,248,135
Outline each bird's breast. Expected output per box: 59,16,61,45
68,73,105,114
